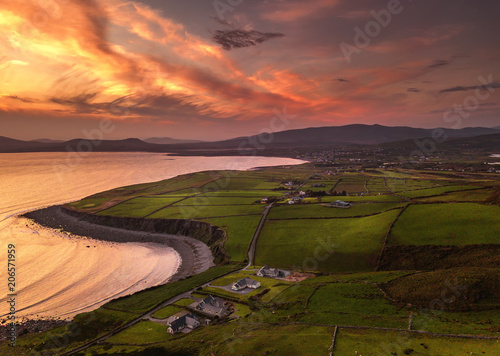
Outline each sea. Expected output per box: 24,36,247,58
0,152,303,320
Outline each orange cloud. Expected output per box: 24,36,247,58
262,0,340,22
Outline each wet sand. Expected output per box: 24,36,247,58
24,206,215,282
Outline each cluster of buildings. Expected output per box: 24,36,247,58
257,265,291,278
165,266,291,335
166,295,231,334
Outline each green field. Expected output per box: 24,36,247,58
151,305,183,319
96,196,184,217
333,328,499,355
418,187,498,202
201,215,261,261
366,177,390,193
320,194,404,202
400,185,480,198
256,209,401,272
302,282,409,328
268,202,406,219
389,203,500,245
177,195,262,205
148,204,264,219
106,321,171,344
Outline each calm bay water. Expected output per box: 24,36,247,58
0,152,303,319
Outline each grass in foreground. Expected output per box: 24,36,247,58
333,328,499,355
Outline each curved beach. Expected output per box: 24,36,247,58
24,206,215,282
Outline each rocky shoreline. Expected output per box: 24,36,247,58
0,318,69,341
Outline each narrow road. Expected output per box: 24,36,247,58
246,203,273,268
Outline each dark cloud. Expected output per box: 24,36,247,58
439,82,500,94
49,92,100,114
407,88,421,93
337,78,349,82
428,60,451,69
212,29,285,50
5,96,37,103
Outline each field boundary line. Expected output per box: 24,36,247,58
364,177,370,193
408,311,413,331
375,204,410,271
239,322,500,340
329,325,338,355
330,178,342,193
142,193,203,218
267,206,405,221
304,283,323,310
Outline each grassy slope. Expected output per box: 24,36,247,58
256,209,401,272
334,328,500,355
389,203,500,245
268,202,406,219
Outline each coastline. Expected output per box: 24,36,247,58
23,206,215,283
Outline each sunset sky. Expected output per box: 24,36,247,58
1,0,499,141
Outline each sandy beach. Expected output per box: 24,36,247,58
24,206,215,282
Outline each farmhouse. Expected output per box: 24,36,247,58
167,314,200,334
194,295,229,317
329,200,351,208
231,277,261,291
288,196,303,204
257,265,291,278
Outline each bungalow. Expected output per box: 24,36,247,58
167,314,200,334
288,196,303,204
329,200,351,208
195,295,229,317
257,265,291,278
232,277,261,291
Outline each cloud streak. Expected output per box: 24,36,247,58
212,29,285,50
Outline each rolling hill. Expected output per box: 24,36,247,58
1,125,498,153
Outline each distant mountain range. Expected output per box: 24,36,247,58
178,124,499,148
144,137,203,145
31,139,65,144
1,124,499,154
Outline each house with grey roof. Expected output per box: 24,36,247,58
194,295,229,317
231,277,261,291
256,266,291,279
329,200,351,208
167,314,200,334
